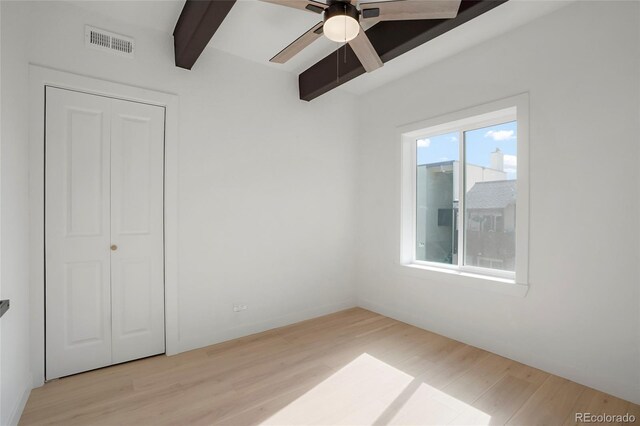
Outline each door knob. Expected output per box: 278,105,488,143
111,244,118,251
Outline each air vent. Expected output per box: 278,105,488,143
85,26,135,58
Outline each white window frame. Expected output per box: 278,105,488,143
400,94,529,296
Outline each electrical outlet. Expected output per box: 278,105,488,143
233,304,248,312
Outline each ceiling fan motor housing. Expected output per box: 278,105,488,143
324,1,359,24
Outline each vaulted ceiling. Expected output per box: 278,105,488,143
67,0,573,99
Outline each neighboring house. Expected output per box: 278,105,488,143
465,179,516,270
416,148,515,270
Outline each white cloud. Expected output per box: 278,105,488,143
417,138,431,148
503,154,517,173
485,130,515,141
449,136,458,142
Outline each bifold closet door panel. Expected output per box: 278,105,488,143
110,98,165,364
45,87,113,380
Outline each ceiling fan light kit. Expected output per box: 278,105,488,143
323,2,360,42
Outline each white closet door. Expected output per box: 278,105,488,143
110,99,165,364
46,87,165,379
45,87,113,379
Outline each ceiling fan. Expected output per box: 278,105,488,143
260,0,462,72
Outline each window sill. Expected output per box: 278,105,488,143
399,263,529,297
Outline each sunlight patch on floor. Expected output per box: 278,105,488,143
261,353,491,425
388,382,492,425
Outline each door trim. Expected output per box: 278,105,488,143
29,65,180,387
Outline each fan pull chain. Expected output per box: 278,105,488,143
344,4,347,64
336,41,340,84
336,3,349,83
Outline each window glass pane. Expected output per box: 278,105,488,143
463,121,517,271
416,132,459,264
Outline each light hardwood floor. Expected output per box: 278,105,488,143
20,308,639,425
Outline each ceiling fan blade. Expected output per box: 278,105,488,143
270,22,324,64
260,0,327,14
360,0,461,22
348,27,383,72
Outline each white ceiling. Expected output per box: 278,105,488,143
67,0,184,35
66,0,574,95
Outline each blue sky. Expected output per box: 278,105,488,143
417,121,517,179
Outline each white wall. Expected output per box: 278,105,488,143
356,1,640,404
1,2,33,424
0,2,3,423
1,1,358,422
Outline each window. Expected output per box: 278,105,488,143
401,96,529,286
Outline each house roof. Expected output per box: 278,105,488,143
419,160,455,168
466,180,516,210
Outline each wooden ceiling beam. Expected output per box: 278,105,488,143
173,0,237,70
298,0,508,101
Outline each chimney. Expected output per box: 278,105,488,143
491,148,504,171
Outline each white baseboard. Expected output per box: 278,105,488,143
7,375,32,426
358,298,640,405
177,299,358,354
